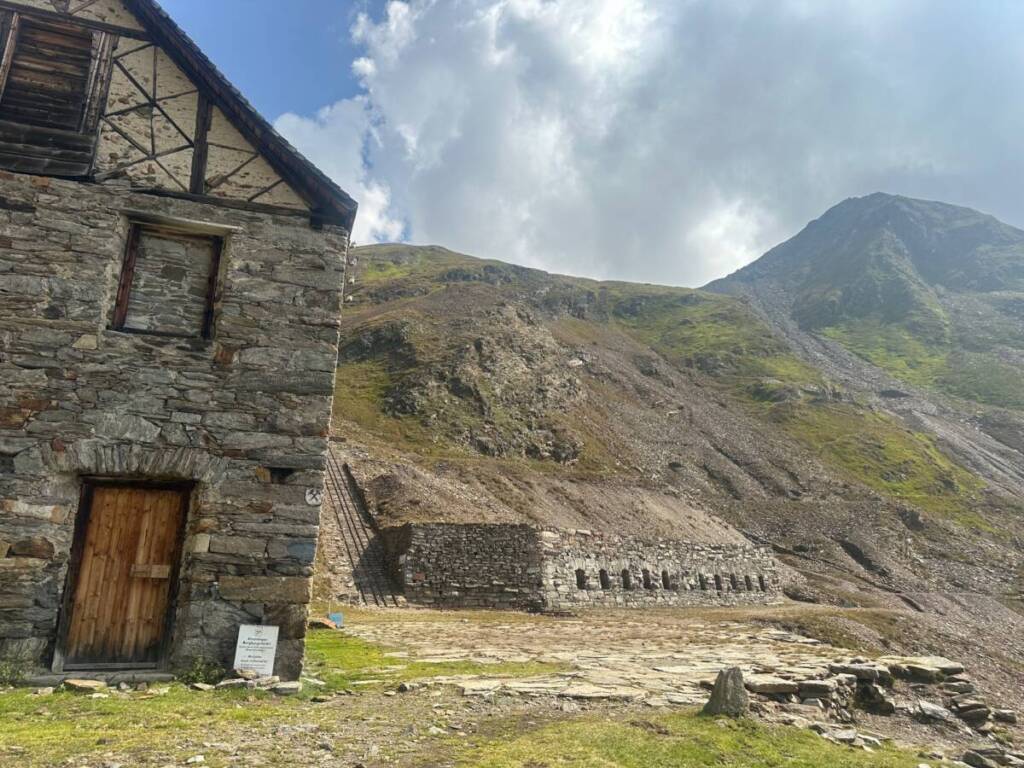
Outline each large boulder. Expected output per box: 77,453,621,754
702,667,749,717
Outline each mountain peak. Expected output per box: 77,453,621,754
710,194,1024,300
705,193,1024,410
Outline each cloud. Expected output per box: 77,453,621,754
276,0,1024,286
275,98,405,244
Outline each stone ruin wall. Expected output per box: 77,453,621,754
0,172,347,678
538,528,780,611
382,523,780,612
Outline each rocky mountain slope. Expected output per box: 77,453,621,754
329,197,1024,707
707,193,1024,501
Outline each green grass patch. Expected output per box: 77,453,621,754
771,403,991,529
332,359,441,451
939,352,1024,410
823,317,1024,410
0,629,565,767
360,257,418,284
304,630,566,692
603,291,825,393
0,685,289,767
452,710,926,767
823,318,948,388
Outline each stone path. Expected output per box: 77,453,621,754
345,612,843,706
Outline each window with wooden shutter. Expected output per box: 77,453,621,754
112,223,224,340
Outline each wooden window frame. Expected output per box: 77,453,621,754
0,12,22,99
52,478,193,673
111,221,226,341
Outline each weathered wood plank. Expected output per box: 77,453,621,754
111,221,141,329
188,91,209,194
0,16,92,129
0,148,90,174
0,116,94,147
0,137,91,160
66,485,186,665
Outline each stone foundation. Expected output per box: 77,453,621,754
383,523,780,611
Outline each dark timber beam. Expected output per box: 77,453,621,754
189,92,210,194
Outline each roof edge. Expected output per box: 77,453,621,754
125,0,358,232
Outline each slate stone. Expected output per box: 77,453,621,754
702,667,749,717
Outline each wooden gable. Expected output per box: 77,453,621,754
0,0,344,218
4,0,144,32
92,33,308,210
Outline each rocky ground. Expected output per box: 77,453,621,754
2,606,1021,767
340,607,1022,756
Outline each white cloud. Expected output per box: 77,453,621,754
276,0,1024,285
275,98,404,244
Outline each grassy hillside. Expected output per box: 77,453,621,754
333,244,1005,531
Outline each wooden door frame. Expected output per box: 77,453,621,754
52,478,193,673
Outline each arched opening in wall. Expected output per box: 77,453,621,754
599,569,611,590
698,574,708,591
621,569,633,590
758,575,767,592
744,575,754,592
575,569,588,590
642,569,654,590
714,574,723,592
662,570,671,590
729,573,739,591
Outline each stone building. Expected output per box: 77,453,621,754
0,0,356,679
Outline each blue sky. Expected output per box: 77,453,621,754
160,0,377,120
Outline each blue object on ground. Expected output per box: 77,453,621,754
328,612,344,627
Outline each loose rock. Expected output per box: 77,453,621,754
702,667,749,718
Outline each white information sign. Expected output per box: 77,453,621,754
233,624,279,677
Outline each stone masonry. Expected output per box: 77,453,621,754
0,173,348,678
383,523,779,612
540,528,780,610
381,523,544,610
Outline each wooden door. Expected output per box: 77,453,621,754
63,485,187,668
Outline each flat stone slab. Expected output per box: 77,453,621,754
339,612,971,713
746,674,799,694
459,680,504,696
828,662,891,682
63,679,107,693
559,683,645,701
881,655,964,676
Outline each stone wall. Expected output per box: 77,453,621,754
384,523,779,612
538,529,780,611
383,523,546,610
0,170,347,678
